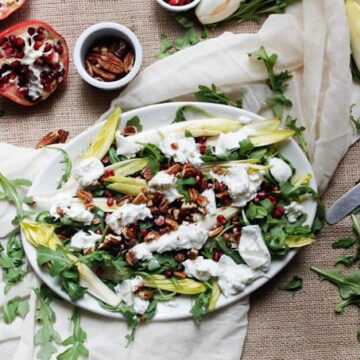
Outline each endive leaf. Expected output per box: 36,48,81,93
208,279,221,311
82,107,121,160
20,221,59,250
250,129,294,147
285,235,315,248
107,158,149,177
346,0,360,73
106,176,148,195
143,274,206,295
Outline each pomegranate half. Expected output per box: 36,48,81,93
0,0,27,20
0,20,69,106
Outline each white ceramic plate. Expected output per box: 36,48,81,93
22,102,317,321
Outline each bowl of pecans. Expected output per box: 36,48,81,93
74,22,142,90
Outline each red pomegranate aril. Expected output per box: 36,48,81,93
197,136,207,144
226,240,233,249
43,43,52,52
103,190,112,198
107,197,115,207
232,226,241,234
159,227,170,234
101,155,109,164
28,27,35,35
253,197,260,204
17,86,28,95
15,37,25,50
50,62,60,70
9,35,16,45
268,194,278,205
257,191,266,200
272,206,285,218
10,60,20,69
95,229,102,235
37,27,45,34
35,33,45,41
154,215,165,226
55,43,64,54
34,41,43,50
141,228,150,237
217,214,227,225
0,37,7,45
34,58,43,66
235,234,241,244
15,52,24,59
212,251,224,262
4,47,14,56
200,145,207,155
223,232,230,240
1,42,8,49
163,270,174,278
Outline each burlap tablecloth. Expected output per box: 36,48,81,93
0,1,359,359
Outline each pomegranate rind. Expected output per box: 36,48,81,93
0,20,69,106
0,0,27,20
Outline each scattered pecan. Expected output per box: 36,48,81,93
141,166,153,181
121,125,137,137
123,50,134,73
125,251,137,266
122,224,137,240
35,129,69,149
132,192,147,205
188,248,198,260
182,164,199,178
158,198,169,213
164,217,179,230
212,165,224,174
216,191,230,200
180,202,197,214
208,225,224,237
167,163,182,175
98,234,122,250
144,230,160,242
137,289,154,300
198,179,209,193
188,188,199,202
174,271,187,280
116,195,133,205
197,207,207,215
76,190,93,204
175,252,186,262
195,194,208,208
169,208,180,220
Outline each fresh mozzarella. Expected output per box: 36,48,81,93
268,157,292,182
285,201,305,223
115,131,141,158
214,127,255,155
70,230,102,250
201,188,217,215
74,157,104,187
148,171,180,203
183,256,220,281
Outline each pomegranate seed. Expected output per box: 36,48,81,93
34,58,43,66
44,43,52,52
103,169,115,178
15,38,25,50
154,215,165,226
4,47,15,56
1,42,9,49
55,43,64,55
257,191,266,200
28,27,36,35
197,136,207,144
107,197,115,207
34,41,43,50
95,229,102,235
20,65,29,73
223,232,230,240
232,226,241,234
37,27,45,34
235,234,241,244
9,35,16,45
272,206,285,218
268,194,278,205
101,155,109,164
163,270,174,278
104,190,112,198
141,228,150,237
200,145,207,155
226,240,233,249
217,214,226,225
212,251,224,262
253,197,260,204
35,34,45,42
17,86,29,96
0,37,8,45
10,60,20,69
15,52,24,59
159,227,170,234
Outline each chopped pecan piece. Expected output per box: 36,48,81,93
35,129,69,149
141,166,153,181
188,248,198,260
121,125,137,137
174,271,187,280
212,165,224,174
182,164,199,178
164,217,179,230
123,50,135,73
188,188,199,202
125,251,137,266
208,225,224,237
132,192,147,205
76,190,93,204
158,198,169,213
97,52,124,74
98,234,122,250
137,289,154,300
195,194,208,208
144,230,160,242
91,63,117,81
180,202,197,214
122,224,138,240
166,163,182,175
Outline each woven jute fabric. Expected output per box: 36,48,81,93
0,1,359,359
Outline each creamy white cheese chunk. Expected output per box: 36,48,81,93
106,203,152,235
211,165,264,207
285,201,305,223
183,256,220,281
238,115,253,124
183,255,263,297
201,188,217,215
238,225,271,271
214,127,255,155
74,157,105,187
148,171,180,203
115,131,141,159
131,222,208,261
159,135,203,166
268,157,292,183
70,230,102,250
115,276,149,315
49,193,94,225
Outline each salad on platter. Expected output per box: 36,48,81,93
21,105,318,341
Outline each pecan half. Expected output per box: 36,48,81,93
164,217,179,230
121,125,137,137
98,234,122,250
167,163,182,175
132,192,147,205
137,289,154,300
144,230,160,242
91,64,117,81
97,52,124,74
141,166,153,181
182,164,199,178
122,224,138,240
76,190,93,204
208,225,224,237
35,129,69,149
123,50,134,73
195,194,208,208
125,251,137,266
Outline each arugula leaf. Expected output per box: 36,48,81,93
56,309,89,360
37,246,86,301
173,13,194,28
266,94,293,119
332,237,357,249
175,27,199,50
0,230,27,293
139,253,178,273
0,172,32,225
34,285,62,360
334,255,355,267
126,116,143,132
190,288,212,325
108,146,121,164
172,104,214,123
2,296,29,324
280,276,303,292
285,116,309,157
140,143,164,176
232,0,294,22
176,177,196,202
155,34,174,60
311,201,326,233
46,147,72,190
351,214,360,239
195,84,243,108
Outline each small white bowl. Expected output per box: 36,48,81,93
74,22,142,91
156,0,201,12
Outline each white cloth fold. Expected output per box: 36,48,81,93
0,0,357,359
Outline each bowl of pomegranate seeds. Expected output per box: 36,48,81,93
156,0,202,12
74,22,142,91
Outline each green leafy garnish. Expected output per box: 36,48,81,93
311,201,326,233
175,27,199,51
37,246,86,301
155,34,174,59
195,84,243,108
190,288,212,325
126,116,143,132
1,296,29,324
140,143,164,176
284,116,309,157
176,177,196,202
47,147,72,190
56,309,89,360
280,276,303,292
34,285,62,360
332,237,357,249
266,94,293,119
0,230,27,293
172,104,214,123
334,255,355,267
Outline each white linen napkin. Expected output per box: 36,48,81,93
0,1,357,359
